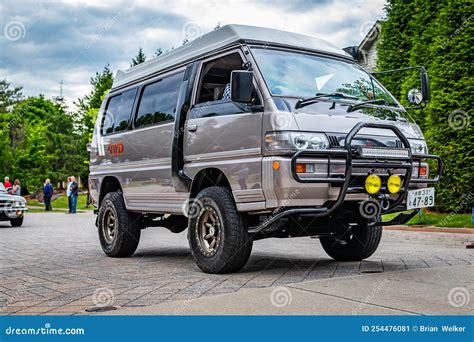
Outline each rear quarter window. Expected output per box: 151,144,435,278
102,88,137,135
135,71,184,128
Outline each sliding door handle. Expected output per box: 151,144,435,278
187,124,198,132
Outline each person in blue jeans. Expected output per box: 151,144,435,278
69,176,79,214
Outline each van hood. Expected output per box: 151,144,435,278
292,112,424,140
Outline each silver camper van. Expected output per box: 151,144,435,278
89,25,442,273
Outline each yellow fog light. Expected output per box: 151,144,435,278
387,174,402,194
365,174,381,194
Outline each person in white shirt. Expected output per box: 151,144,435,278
66,177,72,214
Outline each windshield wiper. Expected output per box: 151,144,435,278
295,92,359,109
347,99,393,113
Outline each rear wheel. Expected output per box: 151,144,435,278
188,186,253,274
98,191,141,257
10,216,24,227
320,217,382,261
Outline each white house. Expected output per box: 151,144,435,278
357,21,382,71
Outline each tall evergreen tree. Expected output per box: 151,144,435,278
130,47,146,67
0,80,23,113
75,65,114,133
74,65,114,184
376,1,416,101
154,48,163,58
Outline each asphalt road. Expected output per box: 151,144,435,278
0,212,472,315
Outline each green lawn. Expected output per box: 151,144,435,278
383,209,472,228
27,194,93,211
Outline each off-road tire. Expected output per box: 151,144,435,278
320,218,382,261
188,186,253,274
98,191,141,257
10,216,24,227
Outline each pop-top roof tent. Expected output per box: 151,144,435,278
113,24,350,89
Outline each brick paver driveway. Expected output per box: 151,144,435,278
0,212,472,315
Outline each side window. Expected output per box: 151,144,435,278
135,71,184,128
102,88,137,135
196,52,244,104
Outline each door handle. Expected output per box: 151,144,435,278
187,124,198,132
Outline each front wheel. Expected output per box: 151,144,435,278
188,186,253,274
10,216,24,227
320,218,382,261
98,192,141,257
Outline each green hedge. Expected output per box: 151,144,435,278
376,0,473,212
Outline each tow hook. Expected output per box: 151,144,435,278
375,193,391,211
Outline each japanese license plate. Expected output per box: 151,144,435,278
406,187,435,210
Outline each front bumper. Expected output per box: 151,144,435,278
252,122,442,233
0,208,27,220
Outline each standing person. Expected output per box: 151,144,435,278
12,179,21,196
69,176,79,214
66,177,72,214
3,177,12,190
43,179,53,211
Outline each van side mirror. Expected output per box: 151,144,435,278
407,70,430,105
231,71,253,103
372,66,430,109
420,70,430,102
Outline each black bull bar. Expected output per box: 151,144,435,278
248,122,442,234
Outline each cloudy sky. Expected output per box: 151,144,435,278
0,0,386,108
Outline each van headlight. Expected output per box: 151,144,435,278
409,140,428,155
265,131,329,154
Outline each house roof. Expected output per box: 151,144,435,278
358,20,382,52
113,24,349,89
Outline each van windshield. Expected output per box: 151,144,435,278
251,48,399,108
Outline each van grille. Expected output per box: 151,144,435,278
328,135,340,147
327,135,403,148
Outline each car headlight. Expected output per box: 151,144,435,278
13,201,21,208
409,140,428,155
265,131,329,154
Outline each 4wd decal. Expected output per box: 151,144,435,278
107,142,124,155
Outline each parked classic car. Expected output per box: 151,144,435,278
0,183,27,227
